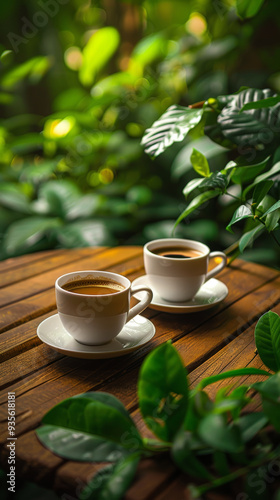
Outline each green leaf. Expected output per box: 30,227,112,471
37,424,131,463
254,374,280,432
183,178,204,199
217,88,280,148
226,386,251,419
54,220,114,247
252,180,274,206
21,161,58,186
1,56,51,88
265,208,280,232
38,180,80,219
236,413,268,442
190,148,210,177
212,398,246,415
138,342,189,442
37,392,142,462
174,190,220,229
183,172,228,198
171,136,227,179
244,161,280,197
199,172,228,192
198,414,244,453
141,105,204,158
10,133,45,155
226,205,253,233
171,430,213,480
231,158,269,184
79,27,120,86
197,36,238,62
193,391,214,417
254,311,280,372
129,33,168,72
236,0,266,19
66,194,102,220
3,216,62,256
241,94,280,111
80,453,140,500
0,184,32,214
261,200,280,218
238,223,264,252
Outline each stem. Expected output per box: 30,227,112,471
142,438,172,453
188,101,205,109
194,446,280,496
224,191,246,204
193,367,270,393
256,216,280,248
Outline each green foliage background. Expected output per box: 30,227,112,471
0,0,279,265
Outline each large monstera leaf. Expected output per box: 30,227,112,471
217,88,280,148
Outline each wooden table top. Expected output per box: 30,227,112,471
0,246,279,499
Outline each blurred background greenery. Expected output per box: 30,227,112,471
0,0,279,266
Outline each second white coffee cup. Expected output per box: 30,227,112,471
144,238,227,302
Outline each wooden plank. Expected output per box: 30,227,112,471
0,249,64,273
0,343,64,392
0,246,143,309
0,289,56,334
188,325,270,393
0,247,106,288
53,461,104,498
0,313,55,363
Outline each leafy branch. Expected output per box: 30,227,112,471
36,311,280,499
141,88,280,258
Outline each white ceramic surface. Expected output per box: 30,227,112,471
37,314,155,359
55,270,153,345
132,276,228,313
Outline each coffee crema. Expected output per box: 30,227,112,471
151,246,203,259
62,278,125,295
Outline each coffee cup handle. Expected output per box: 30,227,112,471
205,252,227,282
126,286,153,323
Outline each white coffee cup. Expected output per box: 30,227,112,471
143,238,227,302
55,270,153,345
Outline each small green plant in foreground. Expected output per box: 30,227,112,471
36,311,280,499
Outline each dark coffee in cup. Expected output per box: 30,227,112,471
62,278,125,295
151,246,203,259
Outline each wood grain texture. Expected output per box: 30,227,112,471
0,247,105,289
0,247,279,499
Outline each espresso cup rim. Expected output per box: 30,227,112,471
55,270,130,297
144,238,210,260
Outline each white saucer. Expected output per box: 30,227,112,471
132,276,228,313
37,314,155,359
